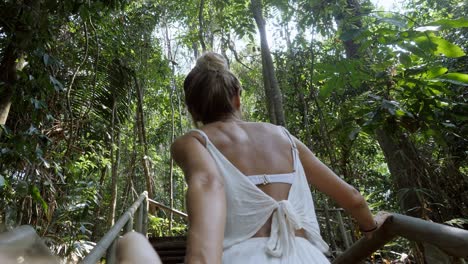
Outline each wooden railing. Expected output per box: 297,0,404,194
81,191,148,264
332,213,468,263
148,198,188,219
145,203,468,262
78,193,468,263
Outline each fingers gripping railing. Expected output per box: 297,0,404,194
81,191,148,264
332,213,468,264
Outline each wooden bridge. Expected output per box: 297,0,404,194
1,191,468,263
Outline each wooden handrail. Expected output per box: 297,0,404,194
81,191,148,264
148,198,188,219
332,213,468,263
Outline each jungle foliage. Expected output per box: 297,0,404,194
0,0,466,262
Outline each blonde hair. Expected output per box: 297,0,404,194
196,52,228,72
184,52,242,124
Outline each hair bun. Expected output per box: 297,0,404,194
196,52,228,72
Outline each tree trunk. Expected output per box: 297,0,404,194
250,0,285,126
0,44,16,128
198,0,207,52
92,167,107,238
169,63,176,233
134,74,156,214
0,0,40,129
375,122,427,218
108,102,121,227
375,120,455,263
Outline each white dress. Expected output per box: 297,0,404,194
192,128,330,263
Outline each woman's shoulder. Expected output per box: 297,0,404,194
238,121,282,131
171,131,206,155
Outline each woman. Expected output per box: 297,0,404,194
171,52,385,264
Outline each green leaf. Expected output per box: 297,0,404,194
348,128,361,141
30,185,48,212
445,218,468,228
399,41,427,57
340,29,363,41
425,67,448,78
381,100,399,116
49,76,64,91
434,73,468,86
441,122,457,128
0,125,11,137
430,37,466,58
399,53,412,66
415,35,465,58
319,78,336,99
30,98,46,109
395,109,406,117
379,17,407,28
43,54,49,66
425,18,468,30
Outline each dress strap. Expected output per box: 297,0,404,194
280,126,298,171
189,129,210,146
280,126,297,149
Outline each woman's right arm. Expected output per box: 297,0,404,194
171,134,226,264
295,138,378,233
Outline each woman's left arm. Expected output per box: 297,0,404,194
171,134,226,264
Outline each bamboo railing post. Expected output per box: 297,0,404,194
125,217,133,233
336,210,351,249
347,217,357,243
105,238,117,264
323,201,338,253
142,196,148,235
147,198,188,219
135,202,143,233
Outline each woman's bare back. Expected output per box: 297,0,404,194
193,121,307,238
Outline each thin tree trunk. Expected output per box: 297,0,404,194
169,84,176,233
250,0,285,126
198,0,207,52
92,167,107,238
165,20,178,232
133,74,156,214
0,44,16,128
108,102,120,227
0,0,39,130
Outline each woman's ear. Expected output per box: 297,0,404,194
232,94,241,110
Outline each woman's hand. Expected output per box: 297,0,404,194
362,211,392,239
